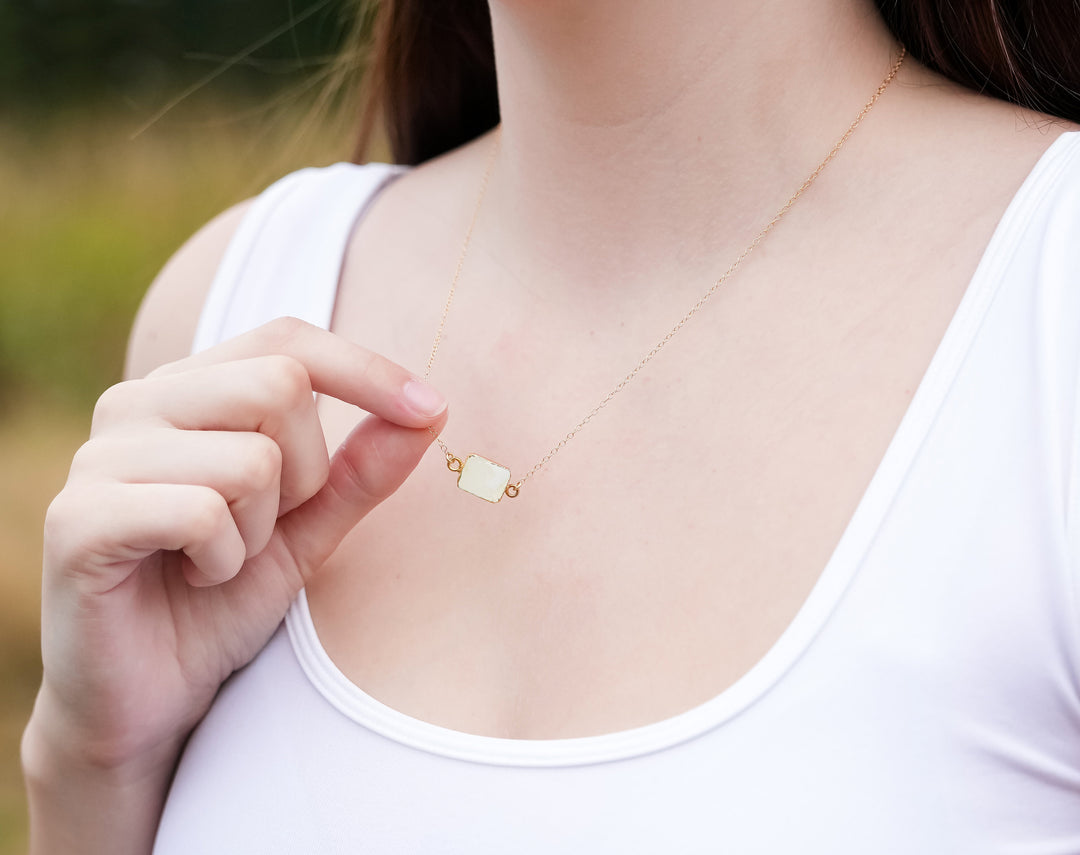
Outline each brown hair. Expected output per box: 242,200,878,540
352,0,498,165
350,0,1080,165
875,0,1080,122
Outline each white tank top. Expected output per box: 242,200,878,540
155,135,1080,854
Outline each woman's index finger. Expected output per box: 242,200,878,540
153,317,447,427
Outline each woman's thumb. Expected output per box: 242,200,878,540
276,412,444,580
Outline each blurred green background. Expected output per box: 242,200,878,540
0,1,370,848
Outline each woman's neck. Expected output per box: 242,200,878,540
484,0,904,291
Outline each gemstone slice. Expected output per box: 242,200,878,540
457,454,511,503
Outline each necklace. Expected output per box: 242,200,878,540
424,47,906,504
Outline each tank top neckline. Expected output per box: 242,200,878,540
285,132,1080,767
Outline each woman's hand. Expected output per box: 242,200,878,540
22,317,447,853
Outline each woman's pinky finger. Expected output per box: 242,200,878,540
46,482,248,594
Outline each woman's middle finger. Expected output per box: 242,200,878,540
91,355,328,513
70,428,284,559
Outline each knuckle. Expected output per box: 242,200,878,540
360,351,406,401
43,488,106,570
262,354,313,411
353,346,382,384
261,316,311,350
339,434,392,503
187,490,230,543
67,439,100,478
90,381,137,432
239,435,282,492
42,491,74,552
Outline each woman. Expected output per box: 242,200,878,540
22,0,1080,851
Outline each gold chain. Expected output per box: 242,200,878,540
425,47,906,501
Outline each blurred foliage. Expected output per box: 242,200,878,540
0,0,376,410
0,0,362,114
0,404,87,855
0,105,359,410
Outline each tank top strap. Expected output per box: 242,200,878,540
191,161,405,354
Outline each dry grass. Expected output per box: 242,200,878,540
0,403,89,854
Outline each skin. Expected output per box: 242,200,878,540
22,0,1080,852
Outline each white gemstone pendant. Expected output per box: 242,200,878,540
456,454,512,503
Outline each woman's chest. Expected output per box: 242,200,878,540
305,246,972,739
300,136,1041,740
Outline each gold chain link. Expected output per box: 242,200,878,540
426,47,906,495
423,131,501,468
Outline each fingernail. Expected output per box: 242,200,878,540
402,379,447,417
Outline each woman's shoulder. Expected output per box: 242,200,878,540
124,161,405,380
125,198,254,379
